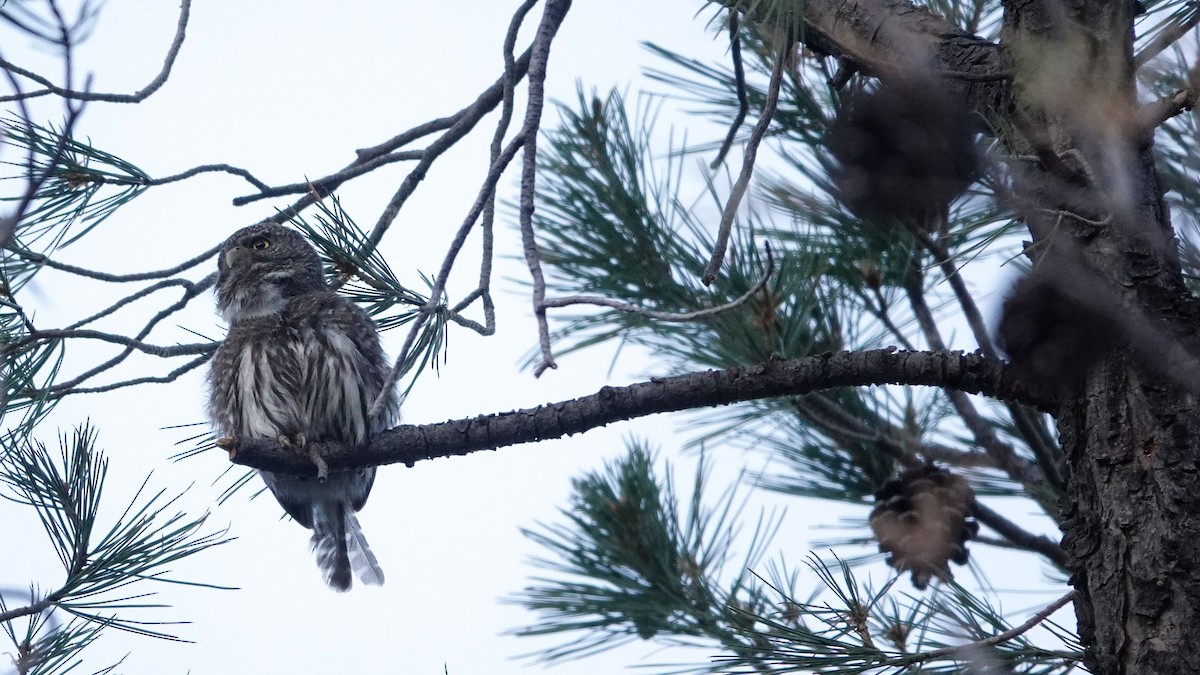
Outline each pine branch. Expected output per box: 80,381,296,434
224,348,1052,476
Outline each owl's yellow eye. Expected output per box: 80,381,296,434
250,237,271,250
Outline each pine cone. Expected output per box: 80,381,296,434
869,464,978,589
997,268,1120,387
829,76,977,223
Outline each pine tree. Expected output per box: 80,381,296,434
508,2,1200,673
4,0,1200,673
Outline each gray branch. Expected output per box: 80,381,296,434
225,348,1051,475
0,0,190,103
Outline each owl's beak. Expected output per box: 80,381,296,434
224,246,247,269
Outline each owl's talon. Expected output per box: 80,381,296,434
216,436,237,460
278,433,308,454
307,446,329,482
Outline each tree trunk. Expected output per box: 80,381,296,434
777,0,1200,671
999,1,1200,672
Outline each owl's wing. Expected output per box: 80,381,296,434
318,295,402,433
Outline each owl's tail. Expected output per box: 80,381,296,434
346,512,385,587
311,504,385,591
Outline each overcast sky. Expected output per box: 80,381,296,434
1,2,1065,673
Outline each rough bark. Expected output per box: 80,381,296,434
998,2,1200,672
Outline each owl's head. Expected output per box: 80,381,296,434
216,223,325,322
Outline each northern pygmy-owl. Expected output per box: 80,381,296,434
207,222,399,591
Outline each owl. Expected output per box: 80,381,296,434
207,222,399,591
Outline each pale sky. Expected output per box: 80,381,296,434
1,2,1065,673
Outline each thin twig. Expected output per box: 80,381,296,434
11,243,220,282
0,47,87,247
519,0,573,377
701,45,784,285
231,150,424,206
9,329,214,358
364,2,551,417
908,226,997,359
365,130,528,417
141,163,270,192
0,597,53,625
462,0,540,336
46,352,213,397
909,222,1064,492
65,278,194,329
363,47,535,251
355,115,459,161
45,273,215,392
903,591,1075,664
253,46,535,239
0,0,190,103
543,242,775,320
860,285,915,350
710,11,748,169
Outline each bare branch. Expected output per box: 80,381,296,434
456,0,541,336
911,223,1064,491
365,0,548,418
362,48,534,250
355,115,459,161
701,44,783,285
519,0,573,377
230,150,423,206
141,163,270,192
66,278,194,329
11,243,220,282
44,273,215,393
0,0,190,103
8,329,214,358
47,353,212,397
710,11,749,169
226,348,1052,475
